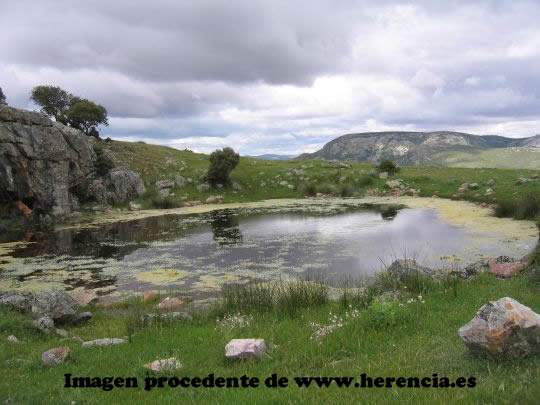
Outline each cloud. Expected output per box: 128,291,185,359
1,0,539,154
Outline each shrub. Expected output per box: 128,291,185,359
317,184,335,195
338,183,354,197
300,183,318,196
93,144,114,176
357,176,374,187
367,299,399,329
150,196,182,209
377,160,400,175
207,147,240,187
494,193,540,220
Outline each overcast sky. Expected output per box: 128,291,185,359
1,0,539,155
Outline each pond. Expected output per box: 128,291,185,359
0,198,537,301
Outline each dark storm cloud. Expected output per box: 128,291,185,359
1,0,540,153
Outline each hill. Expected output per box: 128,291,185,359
297,131,540,168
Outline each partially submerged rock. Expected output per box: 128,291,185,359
41,347,70,367
82,338,127,348
225,339,267,360
143,357,183,372
458,297,540,357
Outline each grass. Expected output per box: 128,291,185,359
94,140,539,216
0,273,539,404
1,139,539,403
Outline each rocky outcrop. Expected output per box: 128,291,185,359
297,131,540,166
0,106,145,217
458,297,540,357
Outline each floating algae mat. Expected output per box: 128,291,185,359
0,198,537,300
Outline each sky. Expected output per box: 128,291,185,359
1,0,540,155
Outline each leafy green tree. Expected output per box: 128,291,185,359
0,87,6,104
207,147,240,187
30,85,72,119
65,99,108,136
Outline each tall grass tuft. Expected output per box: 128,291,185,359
220,279,328,317
495,193,540,220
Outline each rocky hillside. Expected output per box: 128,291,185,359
0,106,145,219
297,131,540,167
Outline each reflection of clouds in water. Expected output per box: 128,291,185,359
2,204,537,297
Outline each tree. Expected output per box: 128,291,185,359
0,87,6,104
65,99,108,136
207,147,240,187
377,159,400,175
30,85,72,119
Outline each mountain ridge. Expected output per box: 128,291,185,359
297,131,540,167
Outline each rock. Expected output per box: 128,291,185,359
88,168,146,206
174,176,186,187
225,339,267,360
386,180,402,189
232,182,242,190
205,195,223,204
338,162,351,169
158,188,170,198
41,347,70,367
155,180,174,189
387,259,447,280
144,312,192,324
71,312,93,324
82,338,127,348
156,296,183,310
515,177,529,185
15,200,32,217
468,183,479,190
7,335,19,343
128,201,141,211
379,172,388,179
143,290,159,302
144,357,183,372
485,188,494,196
0,291,34,312
279,180,289,186
197,183,210,192
55,328,69,338
69,290,98,307
488,261,526,278
287,184,294,189
459,259,490,278
0,107,96,216
531,174,539,179
34,316,55,333
458,297,540,357
32,289,79,321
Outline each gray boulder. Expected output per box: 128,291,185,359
0,291,34,312
33,316,55,334
155,179,174,189
174,176,186,187
197,183,210,192
31,289,79,322
387,259,447,280
458,297,540,357
88,168,145,205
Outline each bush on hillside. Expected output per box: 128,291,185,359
377,160,400,175
207,147,240,187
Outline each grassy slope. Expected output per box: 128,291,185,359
435,148,540,170
104,140,540,208
0,140,538,404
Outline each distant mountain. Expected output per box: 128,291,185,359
245,154,295,160
297,131,540,167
